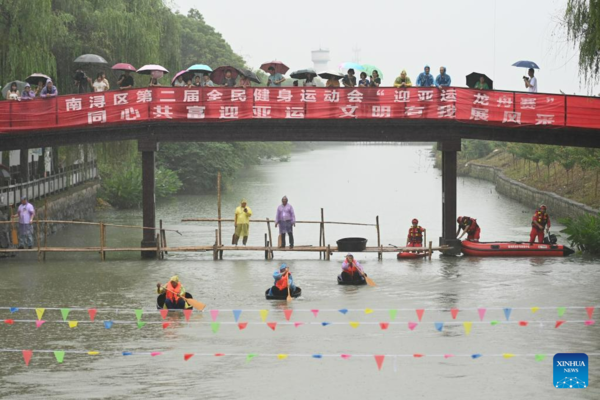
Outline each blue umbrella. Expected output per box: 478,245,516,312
187,64,213,73
512,60,540,69
338,62,365,72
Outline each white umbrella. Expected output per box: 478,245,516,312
136,64,169,75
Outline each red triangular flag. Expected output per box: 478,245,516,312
159,309,169,319
450,308,459,320
413,353,424,358
214,353,225,357
283,309,293,321
586,307,595,319
184,353,194,361
183,309,192,322
4,319,14,325
311,309,319,318
238,322,248,330
162,322,170,329
416,309,425,322
379,322,389,330
267,322,277,331
374,355,385,371
88,309,97,322
518,321,529,326
555,320,566,329
22,350,33,366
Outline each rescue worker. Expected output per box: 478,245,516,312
270,263,295,296
457,216,481,242
406,218,426,248
156,275,188,309
233,199,252,245
530,205,551,245
340,254,366,283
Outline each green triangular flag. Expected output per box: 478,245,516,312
54,351,65,363
246,353,257,363
134,309,143,322
490,320,499,326
557,307,566,317
535,354,546,362
137,321,146,329
211,322,221,334
60,308,70,322
388,309,398,321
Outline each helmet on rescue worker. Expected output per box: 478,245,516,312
457,216,463,223
412,218,418,225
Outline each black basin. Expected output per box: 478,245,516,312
336,237,368,252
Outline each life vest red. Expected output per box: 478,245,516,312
532,211,549,228
165,282,182,304
275,273,289,290
408,226,424,243
460,217,478,233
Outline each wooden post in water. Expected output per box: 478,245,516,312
217,172,223,260
160,219,167,255
376,216,382,261
100,222,105,261
213,229,218,260
36,217,41,261
326,244,331,261
321,208,326,259
43,198,48,261
266,218,273,260
156,233,161,259
428,241,433,260
264,233,269,260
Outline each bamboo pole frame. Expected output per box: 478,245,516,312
181,218,376,227
43,199,48,261
266,218,273,260
376,216,382,261
217,172,223,260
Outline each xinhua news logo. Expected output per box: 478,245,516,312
553,353,588,389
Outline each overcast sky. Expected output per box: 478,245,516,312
170,0,599,95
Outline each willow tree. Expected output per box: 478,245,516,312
564,0,600,85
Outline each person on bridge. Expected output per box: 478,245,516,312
435,67,452,88
221,69,237,87
342,69,356,87
416,65,434,87
474,76,490,90
275,196,296,249
15,196,35,249
156,275,188,309
457,216,480,242
7,82,20,100
40,80,58,98
267,66,286,87
233,199,252,245
524,68,537,93
407,218,426,248
270,263,296,296
394,70,412,88
529,205,551,245
20,84,35,100
341,254,366,283
358,72,370,87
93,73,109,92
117,71,134,90
370,70,381,87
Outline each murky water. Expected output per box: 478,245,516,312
1,144,598,399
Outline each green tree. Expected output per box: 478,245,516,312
564,0,600,85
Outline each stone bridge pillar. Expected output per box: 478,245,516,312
138,139,158,259
439,139,461,255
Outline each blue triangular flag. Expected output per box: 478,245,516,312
232,309,242,323
122,351,132,356
10,307,18,313
104,321,113,329
312,354,323,359
338,309,348,315
503,308,512,321
321,322,331,326
471,353,482,359
434,322,444,332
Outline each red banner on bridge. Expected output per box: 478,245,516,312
0,87,598,132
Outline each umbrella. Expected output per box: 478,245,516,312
361,64,383,80
466,72,493,89
0,164,10,179
260,61,289,75
111,63,136,72
25,73,50,86
187,64,213,74
236,68,261,84
512,60,540,69
338,62,365,72
2,81,27,99
318,70,343,80
290,68,317,80
171,70,193,86
137,64,169,75
210,66,239,84
74,54,108,64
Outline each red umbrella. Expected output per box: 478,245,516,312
112,63,136,72
171,70,193,86
210,66,239,85
260,61,289,75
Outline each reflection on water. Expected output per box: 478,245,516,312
0,144,599,399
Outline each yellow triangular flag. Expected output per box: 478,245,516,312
503,353,515,359
68,321,78,328
35,308,45,321
463,321,473,335
349,321,360,328
364,308,374,314
88,351,99,355
531,307,540,313
277,354,288,360
259,309,269,322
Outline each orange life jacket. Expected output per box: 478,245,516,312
461,217,478,233
275,273,289,290
165,282,182,304
533,211,549,228
408,226,424,243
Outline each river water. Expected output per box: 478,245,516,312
1,144,598,399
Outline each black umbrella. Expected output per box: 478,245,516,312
236,68,261,84
290,68,317,80
466,72,493,89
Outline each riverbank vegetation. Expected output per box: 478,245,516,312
560,213,600,255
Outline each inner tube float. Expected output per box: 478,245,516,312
397,251,428,260
156,292,194,310
461,240,575,257
337,274,367,285
265,287,302,300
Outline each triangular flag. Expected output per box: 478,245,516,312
374,355,385,371
88,351,99,355
277,354,288,360
444,354,454,359
503,308,512,321
211,322,221,333
531,307,540,313
238,322,248,330
10,307,18,313
159,309,168,319
294,322,303,328
311,309,319,317
151,352,162,357
341,354,352,359
267,322,277,331
450,308,459,320
210,309,219,322
503,353,515,359
471,354,482,359
585,320,595,326
415,309,424,322
312,354,323,359
490,320,499,326
259,309,269,322
183,309,192,322
162,322,170,329
4,319,14,325
283,309,293,321
535,354,546,362
35,308,45,321
435,322,444,332
104,321,113,329
413,354,424,358
338,309,348,315
122,351,133,356
215,353,225,357
137,321,146,329
22,350,33,366
557,307,566,317
184,353,194,361
54,351,65,363
349,321,360,328
555,320,566,328
477,308,487,321
321,322,331,326
60,308,70,321
233,309,242,322
364,308,374,315
463,321,473,335
388,309,398,321
35,320,45,328
586,306,595,319
408,322,418,331
518,321,528,326
88,309,97,322
379,322,389,330
68,321,78,328
134,309,143,322
246,353,257,363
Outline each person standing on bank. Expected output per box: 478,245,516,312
15,196,35,249
233,199,252,245
275,196,296,249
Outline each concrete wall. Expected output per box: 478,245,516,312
465,163,598,219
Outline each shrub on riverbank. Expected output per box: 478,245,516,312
560,213,600,255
